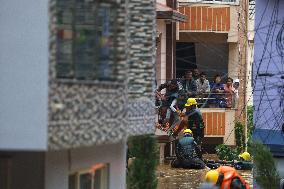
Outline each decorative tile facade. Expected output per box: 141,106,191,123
48,0,156,150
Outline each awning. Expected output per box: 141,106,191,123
156,3,187,22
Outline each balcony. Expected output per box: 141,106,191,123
155,93,238,146
178,6,230,33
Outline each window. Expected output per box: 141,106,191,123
56,0,117,80
69,163,109,189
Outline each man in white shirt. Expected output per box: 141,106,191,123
196,72,210,95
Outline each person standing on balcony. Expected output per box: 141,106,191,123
233,79,240,107
210,74,225,108
181,70,197,98
196,72,210,97
224,77,236,108
193,68,200,81
184,98,204,158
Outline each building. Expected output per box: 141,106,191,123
156,0,187,85
176,0,252,148
155,0,255,162
155,0,188,162
253,0,284,186
0,0,156,189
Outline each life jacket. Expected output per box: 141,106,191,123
217,166,250,189
176,135,198,160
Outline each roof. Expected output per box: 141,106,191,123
253,129,284,157
156,3,187,22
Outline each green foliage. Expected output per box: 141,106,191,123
247,106,254,142
235,121,245,153
215,144,238,161
216,121,249,161
127,134,159,189
249,141,280,189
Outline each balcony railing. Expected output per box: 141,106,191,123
156,92,237,109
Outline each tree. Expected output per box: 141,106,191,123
127,134,158,189
249,141,280,189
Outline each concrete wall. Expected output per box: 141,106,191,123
275,158,284,179
228,43,239,79
45,142,126,189
157,20,167,85
0,0,48,150
227,5,239,43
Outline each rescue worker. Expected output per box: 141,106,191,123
184,98,205,158
234,152,253,170
157,80,181,133
171,129,205,169
204,166,250,189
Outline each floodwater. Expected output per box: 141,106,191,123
157,159,253,189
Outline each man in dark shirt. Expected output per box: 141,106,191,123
181,70,197,98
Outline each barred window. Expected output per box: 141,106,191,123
69,163,109,189
56,0,117,80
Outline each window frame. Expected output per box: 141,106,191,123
69,163,109,189
55,0,119,81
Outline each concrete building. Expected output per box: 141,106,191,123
156,0,187,85
0,0,156,189
253,0,284,187
155,0,254,162
176,0,252,147
155,0,188,162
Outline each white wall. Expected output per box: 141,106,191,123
45,142,127,189
157,0,167,5
228,43,239,79
157,20,167,85
0,0,49,150
275,158,284,179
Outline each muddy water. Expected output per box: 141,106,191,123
157,164,253,189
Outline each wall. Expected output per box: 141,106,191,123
275,158,284,179
0,152,45,189
200,109,235,145
253,0,284,131
48,0,156,150
179,5,230,32
0,0,48,150
157,20,167,85
45,142,126,189
228,43,239,79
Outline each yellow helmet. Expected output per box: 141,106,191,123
239,152,251,161
205,170,219,184
185,98,197,107
183,129,193,135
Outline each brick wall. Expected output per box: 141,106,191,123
179,6,230,32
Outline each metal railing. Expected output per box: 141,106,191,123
156,92,237,109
